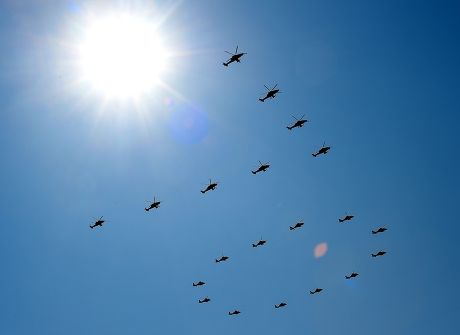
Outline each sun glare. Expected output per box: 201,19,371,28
78,14,167,99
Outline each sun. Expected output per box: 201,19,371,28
78,13,167,99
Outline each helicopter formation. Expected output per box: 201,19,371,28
89,44,390,318
186,45,389,315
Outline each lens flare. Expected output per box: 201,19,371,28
167,102,208,144
314,242,328,258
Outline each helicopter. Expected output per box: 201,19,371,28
287,114,308,130
198,297,211,304
223,45,246,67
339,214,354,223
275,302,287,309
251,161,270,175
312,142,331,157
371,251,387,258
252,237,267,248
193,281,206,287
89,216,105,229
259,84,281,102
289,220,304,231
215,253,230,263
372,227,387,235
228,310,241,316
201,179,218,194
144,196,161,212
309,288,323,295
345,272,359,279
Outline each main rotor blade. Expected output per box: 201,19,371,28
225,51,234,55
301,114,305,119
291,115,298,120
235,45,238,53
264,85,270,91
272,84,278,90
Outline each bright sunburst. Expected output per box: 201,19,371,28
78,13,167,99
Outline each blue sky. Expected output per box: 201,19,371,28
0,1,459,334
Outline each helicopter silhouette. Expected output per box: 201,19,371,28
198,297,211,304
309,288,323,295
193,281,205,287
339,214,354,223
252,161,270,175
89,216,105,229
252,237,267,248
223,45,246,67
259,84,281,102
275,302,287,309
289,220,304,231
228,310,241,315
372,227,387,235
312,142,331,157
144,196,161,212
201,179,218,194
215,252,230,263
371,251,387,258
287,114,308,130
345,272,359,279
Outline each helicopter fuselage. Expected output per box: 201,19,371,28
146,202,160,211
202,183,218,193
90,220,104,229
295,120,307,127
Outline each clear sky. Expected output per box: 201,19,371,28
0,1,459,334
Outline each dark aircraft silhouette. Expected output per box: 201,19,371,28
228,310,241,315
309,288,323,295
287,114,308,130
312,142,331,157
259,84,281,102
345,272,359,279
275,302,287,309
372,227,388,235
201,179,218,194
198,297,211,304
252,238,267,248
339,214,354,223
145,196,161,212
223,45,246,67
215,255,229,263
252,161,270,175
372,251,387,258
289,220,304,231
193,281,206,287
89,216,105,229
